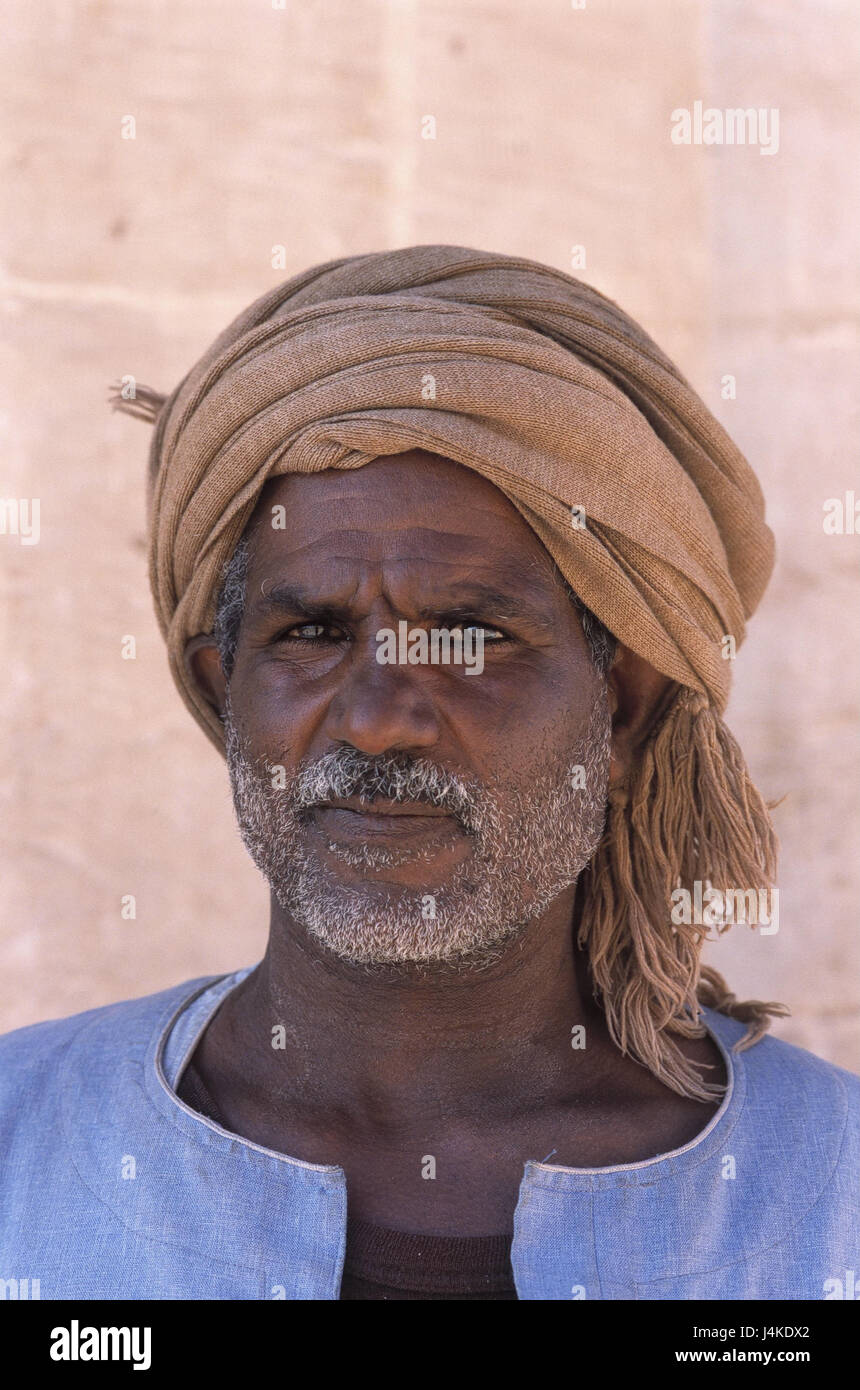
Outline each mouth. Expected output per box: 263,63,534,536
319,795,453,818
308,796,465,845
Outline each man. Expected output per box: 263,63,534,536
1,246,858,1300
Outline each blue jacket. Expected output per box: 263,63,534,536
1,967,858,1300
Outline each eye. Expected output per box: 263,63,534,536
276,622,348,643
449,621,508,641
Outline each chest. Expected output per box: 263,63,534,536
303,1090,721,1234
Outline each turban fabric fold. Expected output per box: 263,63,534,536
114,245,786,1100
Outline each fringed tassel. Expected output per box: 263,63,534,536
577,687,789,1102
107,380,167,424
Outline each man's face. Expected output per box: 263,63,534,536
221,451,611,967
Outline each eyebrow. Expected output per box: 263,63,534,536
414,584,546,625
252,580,551,627
253,584,347,622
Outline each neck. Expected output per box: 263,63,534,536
209,885,624,1130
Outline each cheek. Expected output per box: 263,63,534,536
443,659,600,775
465,649,596,723
227,667,311,763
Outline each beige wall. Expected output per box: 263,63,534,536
2,0,858,1068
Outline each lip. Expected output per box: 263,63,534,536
309,799,463,844
315,796,453,819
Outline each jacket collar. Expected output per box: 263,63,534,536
62,965,779,1298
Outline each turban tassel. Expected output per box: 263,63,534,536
108,381,167,425
578,688,787,1101
111,245,787,1100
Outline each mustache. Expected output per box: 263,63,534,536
284,747,482,831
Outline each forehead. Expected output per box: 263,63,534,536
244,451,560,587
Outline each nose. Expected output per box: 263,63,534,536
321,655,442,757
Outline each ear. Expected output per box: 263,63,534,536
606,645,676,790
185,634,227,718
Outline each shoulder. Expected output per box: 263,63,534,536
705,1006,860,1161
0,975,221,1110
707,1006,860,1091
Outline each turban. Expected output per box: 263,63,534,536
127,244,773,748
114,245,784,1098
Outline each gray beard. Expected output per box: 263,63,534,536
223,693,611,970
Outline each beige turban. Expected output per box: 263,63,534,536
116,245,784,1099
128,244,773,751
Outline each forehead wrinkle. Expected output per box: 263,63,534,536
247,513,567,614
255,551,558,606
251,520,532,558
251,519,558,578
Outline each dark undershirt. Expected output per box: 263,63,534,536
176,1058,518,1300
